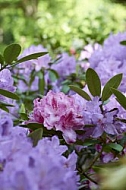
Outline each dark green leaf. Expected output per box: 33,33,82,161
28,128,43,146
0,104,9,112
17,52,47,63
0,54,4,65
120,40,126,46
20,113,29,120
111,88,126,109
69,85,91,101
3,43,21,64
0,101,14,107
108,143,123,152
0,89,19,100
86,68,101,97
101,73,122,101
20,122,43,130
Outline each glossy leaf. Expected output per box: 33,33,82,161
0,88,19,100
108,143,123,152
101,73,122,101
28,128,43,146
17,52,47,63
69,85,91,101
111,88,126,109
3,43,21,64
86,68,101,97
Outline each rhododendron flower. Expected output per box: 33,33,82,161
29,90,84,143
0,69,16,103
89,32,126,91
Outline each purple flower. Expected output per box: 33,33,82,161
15,45,50,92
82,97,125,139
0,136,78,190
18,45,50,71
89,32,126,91
0,69,16,103
51,53,76,78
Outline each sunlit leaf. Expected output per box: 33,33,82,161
3,43,21,64
101,73,122,101
86,68,101,97
19,103,26,113
69,85,91,101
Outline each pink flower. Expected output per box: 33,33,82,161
30,91,84,143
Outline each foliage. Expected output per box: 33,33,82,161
0,0,126,53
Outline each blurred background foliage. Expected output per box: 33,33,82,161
0,0,126,54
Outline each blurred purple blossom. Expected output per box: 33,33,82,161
51,53,76,78
89,32,126,90
0,69,16,103
0,133,78,190
15,45,50,92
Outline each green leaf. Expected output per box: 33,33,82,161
19,103,26,113
37,71,45,95
20,122,43,130
69,85,91,101
0,89,19,100
61,85,70,94
20,113,29,120
111,88,126,109
0,104,9,112
101,73,122,102
120,40,126,46
28,128,43,146
3,43,21,64
48,69,59,82
17,52,47,63
108,143,123,152
86,68,101,97
0,101,14,107
0,54,4,65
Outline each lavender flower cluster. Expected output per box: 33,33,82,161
1,31,126,189
0,111,78,190
89,32,126,91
